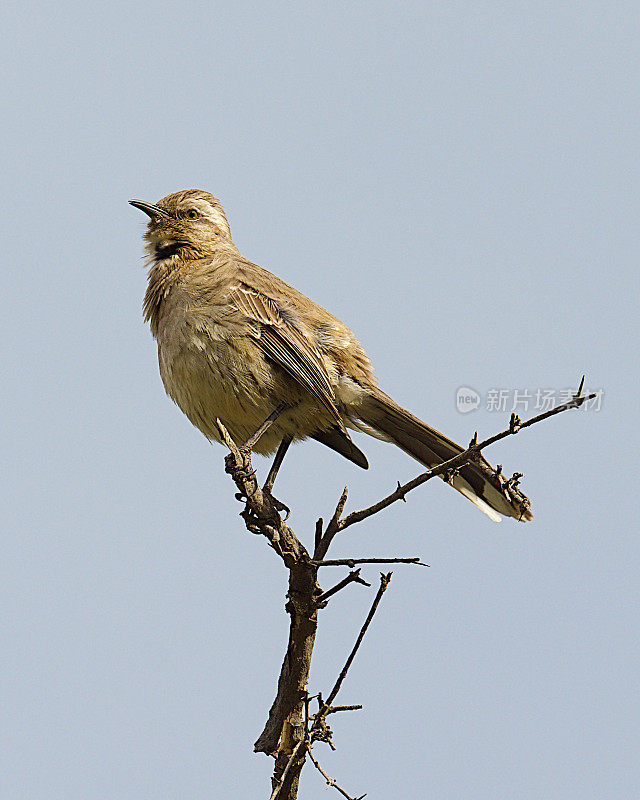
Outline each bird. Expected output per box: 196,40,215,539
130,189,532,522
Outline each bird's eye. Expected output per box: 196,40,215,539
186,209,199,219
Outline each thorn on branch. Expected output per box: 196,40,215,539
569,374,597,409
244,522,262,535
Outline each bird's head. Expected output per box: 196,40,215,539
130,189,234,263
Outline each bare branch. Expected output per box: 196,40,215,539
242,403,289,452
215,417,320,773
314,486,349,560
215,417,241,457
219,415,393,797
306,744,367,800
315,570,371,606
322,573,392,711
314,518,323,551
216,378,595,799
307,575,393,758
254,561,319,756
323,704,363,716
312,557,427,568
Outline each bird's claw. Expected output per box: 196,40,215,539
263,489,290,521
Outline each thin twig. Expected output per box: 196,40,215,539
304,692,311,741
314,518,324,551
242,403,289,451
314,486,349,560
323,704,363,716
306,744,366,800
322,573,392,710
215,417,241,458
312,557,427,568
315,570,371,606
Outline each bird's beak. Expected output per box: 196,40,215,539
129,199,171,219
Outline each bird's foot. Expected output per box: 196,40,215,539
224,451,256,483
263,488,291,521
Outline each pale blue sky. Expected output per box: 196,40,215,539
2,2,638,798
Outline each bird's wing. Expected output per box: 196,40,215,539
229,282,343,425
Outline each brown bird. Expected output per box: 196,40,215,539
131,189,532,522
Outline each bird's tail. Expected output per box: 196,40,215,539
357,388,533,522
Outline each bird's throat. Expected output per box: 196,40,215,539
155,241,183,261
